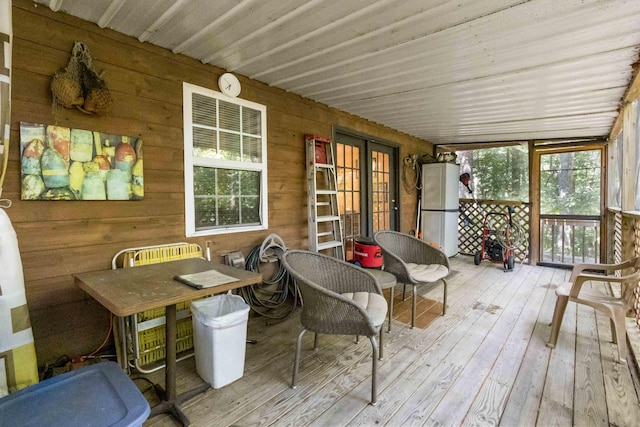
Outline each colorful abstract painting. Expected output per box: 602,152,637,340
20,122,143,200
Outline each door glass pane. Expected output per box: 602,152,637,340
337,143,361,260
372,150,390,233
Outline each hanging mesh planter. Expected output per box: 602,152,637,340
51,42,113,116
81,62,113,115
51,43,84,109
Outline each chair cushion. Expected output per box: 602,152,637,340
341,292,388,327
406,263,448,283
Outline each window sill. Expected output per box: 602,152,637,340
187,223,268,237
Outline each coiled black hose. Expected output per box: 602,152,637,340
240,244,299,323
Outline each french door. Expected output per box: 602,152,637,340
334,130,398,261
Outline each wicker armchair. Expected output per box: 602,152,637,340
547,257,640,363
373,231,449,329
281,249,388,405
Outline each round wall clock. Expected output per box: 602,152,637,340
218,73,241,97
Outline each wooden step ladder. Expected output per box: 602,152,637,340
305,134,345,260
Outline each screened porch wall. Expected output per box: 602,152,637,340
607,87,640,364
458,199,530,263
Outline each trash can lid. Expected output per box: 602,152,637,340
191,294,250,328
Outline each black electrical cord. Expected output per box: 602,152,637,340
241,244,299,323
40,355,71,380
130,376,157,395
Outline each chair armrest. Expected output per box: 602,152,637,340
569,273,596,298
380,249,412,284
396,233,449,268
572,259,636,274
569,271,640,298
419,244,450,269
300,283,382,336
570,258,639,283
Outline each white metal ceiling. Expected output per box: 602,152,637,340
34,0,640,146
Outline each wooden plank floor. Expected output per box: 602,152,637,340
143,256,640,426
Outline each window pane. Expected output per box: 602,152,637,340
241,196,260,223
217,169,239,196
194,166,213,195
193,127,217,158
192,94,216,127
240,170,260,195
456,145,529,202
194,197,217,229
345,170,353,191
219,100,240,132
219,131,241,160
193,166,217,228
217,196,239,225
243,136,262,162
336,144,344,167
337,167,345,191
243,107,261,135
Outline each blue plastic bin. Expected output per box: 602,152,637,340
0,361,150,427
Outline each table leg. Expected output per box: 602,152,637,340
165,304,177,401
388,286,394,333
114,316,128,371
149,304,209,426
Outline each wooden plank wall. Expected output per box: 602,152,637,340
8,0,432,366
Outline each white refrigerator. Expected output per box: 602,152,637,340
421,162,459,257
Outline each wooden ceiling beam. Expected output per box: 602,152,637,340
438,137,605,152
609,61,640,140
624,62,640,103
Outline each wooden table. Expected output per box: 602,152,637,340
75,258,262,426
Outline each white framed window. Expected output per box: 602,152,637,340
183,82,268,237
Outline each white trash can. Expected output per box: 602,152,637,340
191,293,250,389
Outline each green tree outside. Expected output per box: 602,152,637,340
457,145,529,202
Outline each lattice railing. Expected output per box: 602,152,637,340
614,211,622,266
635,216,640,329
612,211,640,330
459,199,530,263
